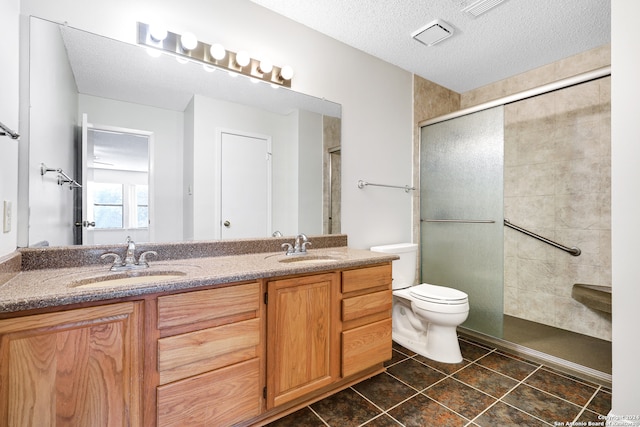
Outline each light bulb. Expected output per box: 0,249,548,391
180,32,198,51
210,44,226,61
235,50,250,67
280,65,294,80
259,59,273,74
149,24,167,42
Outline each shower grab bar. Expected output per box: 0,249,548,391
422,219,495,223
504,218,581,256
357,180,415,192
0,120,20,140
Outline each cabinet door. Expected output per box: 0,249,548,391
0,302,142,427
266,273,340,408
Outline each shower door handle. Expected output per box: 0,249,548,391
421,219,495,223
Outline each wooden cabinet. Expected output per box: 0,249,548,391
341,264,393,377
0,302,142,427
265,272,340,409
0,260,393,426
156,282,262,427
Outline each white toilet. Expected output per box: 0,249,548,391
370,243,469,364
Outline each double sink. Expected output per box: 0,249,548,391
68,252,344,289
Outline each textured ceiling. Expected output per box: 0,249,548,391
249,0,611,93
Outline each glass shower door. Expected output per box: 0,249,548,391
420,106,504,337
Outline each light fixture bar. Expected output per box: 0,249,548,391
137,22,292,88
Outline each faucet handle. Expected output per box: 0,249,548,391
138,251,157,266
301,241,312,252
281,243,293,255
101,252,123,266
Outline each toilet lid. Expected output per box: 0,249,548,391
409,283,468,304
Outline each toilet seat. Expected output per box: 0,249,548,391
409,283,468,305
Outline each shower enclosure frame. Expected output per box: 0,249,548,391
416,65,612,386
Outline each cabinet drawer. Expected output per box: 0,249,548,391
157,358,261,427
342,290,392,322
158,317,260,385
157,282,259,329
342,318,392,377
341,264,392,294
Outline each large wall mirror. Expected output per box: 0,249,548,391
21,17,341,247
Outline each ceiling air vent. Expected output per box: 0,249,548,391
462,0,506,17
412,19,454,47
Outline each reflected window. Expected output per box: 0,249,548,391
89,182,148,230
91,182,123,229
135,185,149,228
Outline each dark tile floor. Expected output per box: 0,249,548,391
267,338,611,426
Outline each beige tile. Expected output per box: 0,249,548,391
504,284,519,316
511,195,555,229
517,289,556,324
554,297,611,340
554,45,611,80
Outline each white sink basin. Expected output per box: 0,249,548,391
71,271,186,289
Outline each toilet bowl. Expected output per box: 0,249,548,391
370,243,469,364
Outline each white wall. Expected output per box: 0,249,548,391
611,0,640,416
183,99,195,241
0,0,20,255
25,17,78,247
18,0,414,250
297,110,323,234
189,95,295,239
78,95,184,243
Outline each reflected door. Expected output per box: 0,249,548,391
420,106,504,337
220,131,271,239
80,114,152,245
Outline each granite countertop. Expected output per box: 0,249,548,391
0,246,397,314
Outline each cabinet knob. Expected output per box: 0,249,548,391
223,220,231,227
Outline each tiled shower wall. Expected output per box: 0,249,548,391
414,45,611,341
503,77,611,341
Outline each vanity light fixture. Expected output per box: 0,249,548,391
258,58,273,74
180,32,198,51
280,65,294,81
210,43,226,61
148,24,168,42
235,50,251,67
137,22,293,87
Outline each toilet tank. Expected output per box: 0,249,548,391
370,243,418,290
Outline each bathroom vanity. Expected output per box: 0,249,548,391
0,236,396,426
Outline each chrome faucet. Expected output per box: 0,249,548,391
101,236,157,271
282,233,312,256
123,236,137,266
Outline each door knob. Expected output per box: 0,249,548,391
223,220,231,227
75,220,96,228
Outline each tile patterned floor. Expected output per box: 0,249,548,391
267,337,612,426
